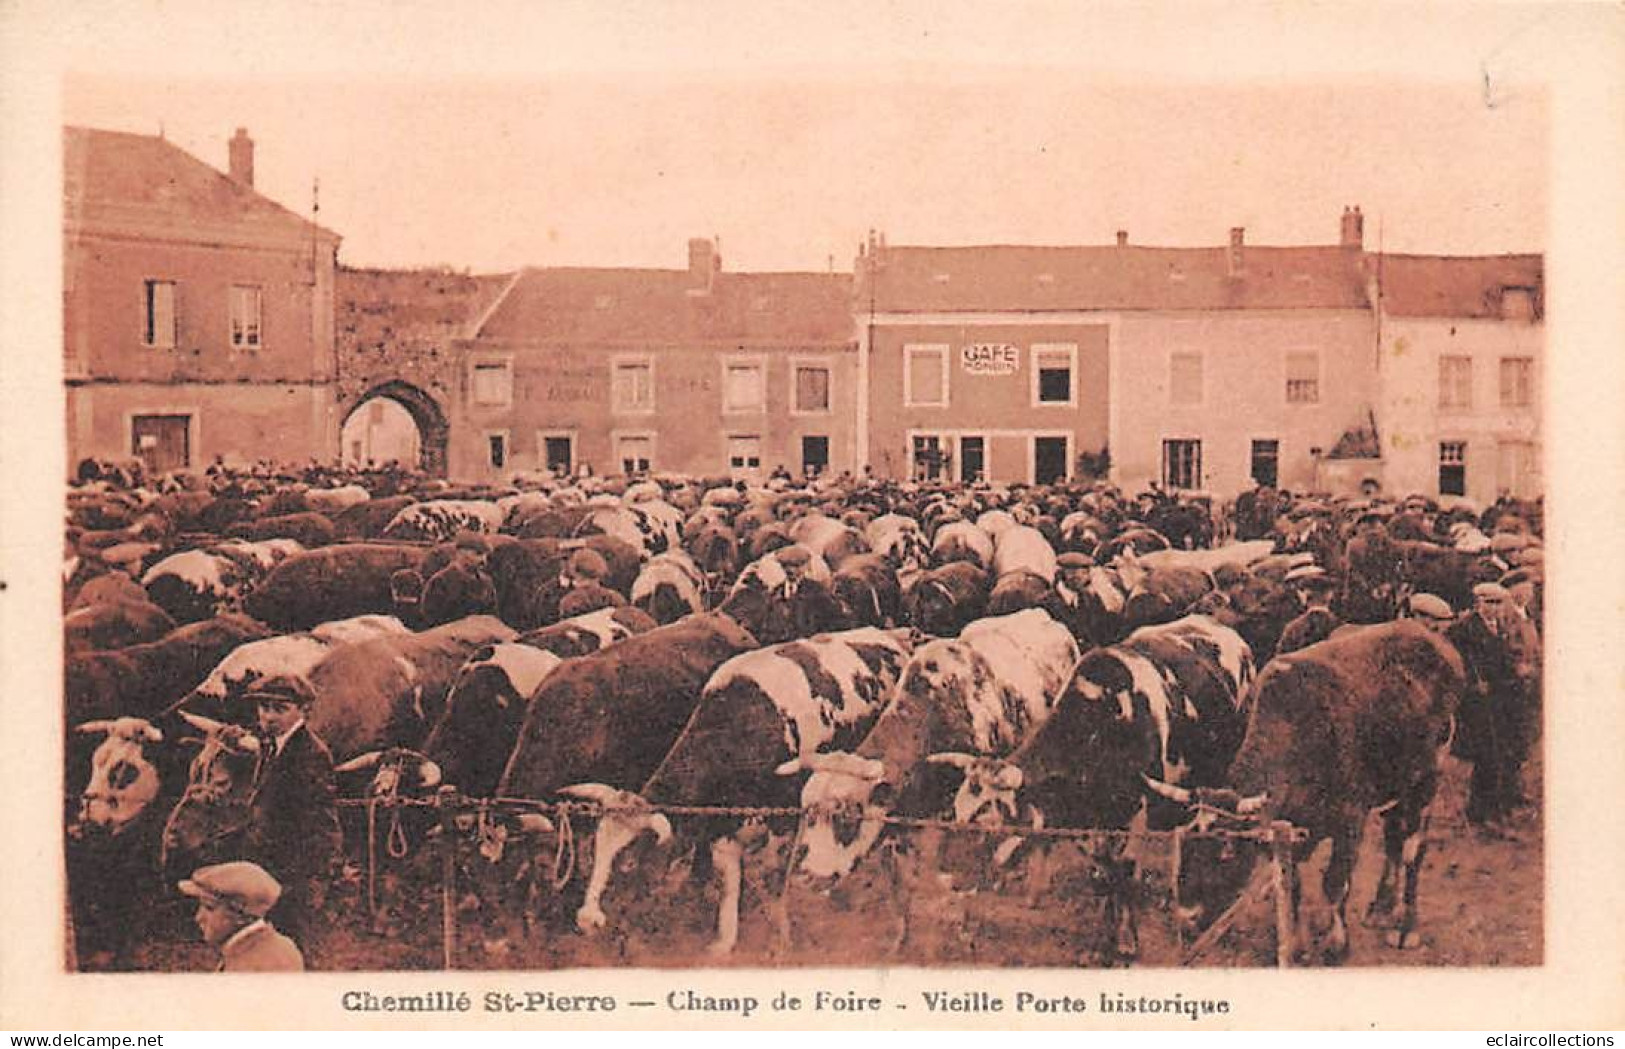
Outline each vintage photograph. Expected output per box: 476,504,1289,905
56,69,1549,977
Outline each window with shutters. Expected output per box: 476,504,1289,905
1439,356,1473,410
613,358,655,413
1439,440,1467,496
229,285,262,348
1170,352,1203,406
904,345,949,407
792,361,832,414
1285,351,1320,404
1162,439,1202,490
722,357,766,413
1499,357,1534,408
911,433,949,481
727,434,763,477
471,361,513,407
143,280,177,348
1032,343,1077,406
615,433,654,474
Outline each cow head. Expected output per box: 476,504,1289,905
423,645,559,796
1142,775,1268,933
557,783,672,933
928,752,1023,826
72,718,164,837
159,712,262,871
777,751,889,882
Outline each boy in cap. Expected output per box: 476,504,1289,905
1447,582,1542,838
557,548,626,618
178,861,304,971
244,674,341,962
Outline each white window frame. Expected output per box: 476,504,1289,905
721,354,768,415
536,429,577,474
469,356,515,408
903,343,951,408
789,355,834,416
1030,343,1078,408
725,432,765,477
1027,432,1075,485
612,430,656,474
612,354,656,415
1499,356,1534,409
1438,355,1473,410
229,284,263,349
1439,439,1468,497
142,279,178,349
483,429,511,471
1169,350,1205,407
1284,350,1321,405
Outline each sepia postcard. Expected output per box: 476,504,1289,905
2,0,1622,1033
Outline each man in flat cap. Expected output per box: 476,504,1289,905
1404,592,1457,634
178,861,303,972
1447,582,1542,839
1277,566,1342,655
244,674,341,963
557,547,626,619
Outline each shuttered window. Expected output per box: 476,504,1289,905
229,285,262,348
1285,351,1319,404
143,280,177,348
1170,352,1203,405
905,345,948,407
1439,356,1472,409
613,361,654,412
794,365,831,413
1499,357,1533,408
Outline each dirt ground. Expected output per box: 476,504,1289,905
123,751,1541,973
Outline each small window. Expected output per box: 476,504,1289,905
793,365,831,413
616,434,653,474
724,362,765,412
1499,357,1534,408
487,433,508,470
1250,439,1280,488
472,362,513,407
905,345,949,407
727,435,763,477
544,436,574,474
1033,344,1076,406
143,280,177,348
1170,352,1203,406
1285,352,1319,404
1439,441,1467,497
1163,439,1202,490
1439,356,1473,410
911,434,949,481
229,285,262,348
613,361,654,413
801,435,829,477
959,435,986,483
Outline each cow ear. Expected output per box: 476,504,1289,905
925,751,974,770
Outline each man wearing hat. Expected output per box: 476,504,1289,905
1277,565,1342,655
245,674,341,961
178,861,304,971
1447,582,1542,838
557,547,626,618
1404,592,1457,634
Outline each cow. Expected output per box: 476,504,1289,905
303,484,371,515
189,613,411,709
1151,620,1465,963
790,514,870,570
776,609,1079,897
931,520,994,570
932,615,1255,960
865,513,930,573
242,543,428,630
383,500,505,543
560,627,915,954
141,549,260,623
992,525,1058,584
64,598,177,654
1119,563,1216,633
227,511,338,548
331,494,418,540
902,561,989,637
630,551,708,625
831,554,904,628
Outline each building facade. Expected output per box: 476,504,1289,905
450,239,857,482
1374,254,1544,503
64,127,341,474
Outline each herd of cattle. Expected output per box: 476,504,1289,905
62,460,1545,969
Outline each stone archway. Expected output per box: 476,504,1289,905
340,380,449,476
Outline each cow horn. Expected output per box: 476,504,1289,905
1236,792,1268,815
75,720,115,736
774,757,805,777
515,812,555,834
177,711,226,734
228,730,261,755
140,723,163,744
557,783,623,805
334,750,383,774
925,752,975,770
416,760,443,789
1141,774,1193,805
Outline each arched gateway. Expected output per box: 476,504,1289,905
339,380,449,476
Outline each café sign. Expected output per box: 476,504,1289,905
961,343,1020,375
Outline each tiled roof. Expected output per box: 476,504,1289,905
1374,253,1543,319
474,267,855,345
64,126,339,243
862,243,1372,312
337,267,513,352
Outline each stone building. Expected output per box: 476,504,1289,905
64,127,341,473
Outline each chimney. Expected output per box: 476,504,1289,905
1227,227,1245,277
228,128,254,188
687,237,719,292
1116,230,1129,246
1341,205,1364,249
